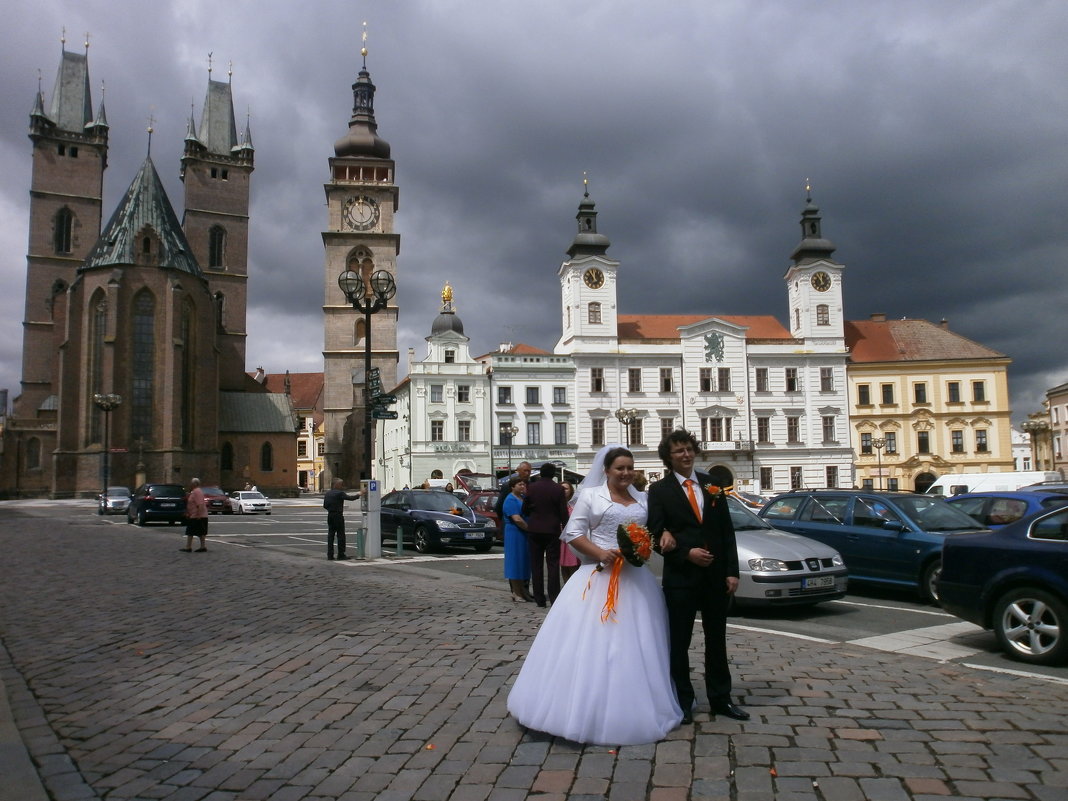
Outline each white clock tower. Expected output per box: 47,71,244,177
784,189,845,344
322,39,400,486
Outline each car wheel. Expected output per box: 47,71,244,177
127,510,134,524
266,511,272,515
137,510,147,527
993,588,1068,666
414,526,433,554
921,559,942,604
236,505,244,515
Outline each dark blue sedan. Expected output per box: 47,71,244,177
940,506,1068,666
944,490,1068,528
380,489,497,554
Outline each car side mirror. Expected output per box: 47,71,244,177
882,520,907,532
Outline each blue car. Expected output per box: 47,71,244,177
944,490,1068,528
380,489,497,553
760,490,985,602
940,506,1068,666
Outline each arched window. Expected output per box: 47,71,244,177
260,441,273,471
131,291,156,442
179,301,195,446
54,207,73,254
213,292,225,333
354,318,366,347
26,437,41,470
588,302,601,324
88,294,107,444
347,247,374,290
208,226,226,268
220,441,234,471
816,304,829,325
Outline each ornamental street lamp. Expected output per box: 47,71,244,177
615,407,639,448
871,436,886,491
504,424,520,474
338,268,397,483
93,393,122,512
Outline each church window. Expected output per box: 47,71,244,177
214,292,226,333
588,302,601,324
261,442,274,471
54,207,73,254
179,302,195,447
26,437,41,470
142,236,151,255
221,443,234,471
354,318,365,347
88,296,106,444
221,169,229,180
816,304,829,325
130,291,156,442
208,226,226,268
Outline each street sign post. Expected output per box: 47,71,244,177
372,409,399,420
372,393,398,406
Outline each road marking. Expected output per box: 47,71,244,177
960,662,1068,686
728,623,836,644
829,598,954,618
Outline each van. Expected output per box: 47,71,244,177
926,471,1062,496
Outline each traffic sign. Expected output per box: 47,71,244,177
372,409,399,420
372,393,398,406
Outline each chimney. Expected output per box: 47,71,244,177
869,313,887,322
940,318,949,330
254,366,266,383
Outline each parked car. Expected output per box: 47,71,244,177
380,489,496,553
940,505,1068,666
229,491,272,515
127,483,187,526
202,486,231,515
726,497,847,606
759,490,986,601
944,491,1068,528
97,486,132,515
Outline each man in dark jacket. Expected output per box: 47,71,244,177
323,478,360,560
647,430,747,724
522,463,569,607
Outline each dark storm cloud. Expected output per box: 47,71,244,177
3,1,1066,417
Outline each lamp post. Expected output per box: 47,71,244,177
504,424,519,474
871,436,886,491
93,393,122,512
338,268,397,483
615,407,639,448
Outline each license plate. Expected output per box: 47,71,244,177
803,575,834,589
161,503,177,508
465,532,485,540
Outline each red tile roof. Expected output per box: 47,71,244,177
617,314,792,341
845,318,1007,363
474,342,553,360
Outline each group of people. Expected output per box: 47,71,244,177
505,429,748,746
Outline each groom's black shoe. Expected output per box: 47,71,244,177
680,711,693,725
712,702,750,721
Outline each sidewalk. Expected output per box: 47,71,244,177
1,508,1066,801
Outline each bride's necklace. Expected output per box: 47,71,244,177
608,484,635,505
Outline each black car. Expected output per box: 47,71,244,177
380,489,497,553
760,490,985,601
127,483,186,526
202,486,231,514
940,506,1068,666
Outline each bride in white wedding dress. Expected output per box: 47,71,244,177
507,445,682,745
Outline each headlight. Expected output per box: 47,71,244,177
436,521,460,530
831,554,844,567
748,558,790,572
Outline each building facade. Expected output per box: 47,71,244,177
846,315,1013,492
321,46,400,489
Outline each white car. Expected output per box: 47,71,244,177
229,491,272,515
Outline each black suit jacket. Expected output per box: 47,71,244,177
647,470,739,589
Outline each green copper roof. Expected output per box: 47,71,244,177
219,392,297,433
82,157,201,275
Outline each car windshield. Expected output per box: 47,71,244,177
150,485,185,497
202,487,225,496
726,497,773,531
240,492,266,500
106,487,131,496
892,495,985,531
411,492,474,514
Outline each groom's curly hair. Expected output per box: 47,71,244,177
657,429,701,469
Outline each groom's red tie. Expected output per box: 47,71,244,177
684,479,702,522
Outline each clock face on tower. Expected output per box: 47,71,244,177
343,195,380,231
810,271,831,292
583,268,605,289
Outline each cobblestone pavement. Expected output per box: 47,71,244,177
1,509,1067,801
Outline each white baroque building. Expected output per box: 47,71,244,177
554,188,854,493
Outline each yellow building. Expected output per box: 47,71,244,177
846,314,1012,492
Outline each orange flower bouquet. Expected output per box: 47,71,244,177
594,522,654,622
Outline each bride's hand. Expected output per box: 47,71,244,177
596,549,621,570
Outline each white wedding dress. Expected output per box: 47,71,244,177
507,497,683,745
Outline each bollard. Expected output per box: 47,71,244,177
396,526,404,556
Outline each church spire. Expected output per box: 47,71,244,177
566,172,611,258
197,53,239,155
790,182,836,265
333,22,391,159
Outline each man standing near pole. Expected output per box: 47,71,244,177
324,478,361,561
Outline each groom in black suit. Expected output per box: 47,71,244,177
647,429,748,724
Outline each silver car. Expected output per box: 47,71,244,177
727,498,848,607
97,486,132,515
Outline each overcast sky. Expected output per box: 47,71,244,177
3,1,1067,422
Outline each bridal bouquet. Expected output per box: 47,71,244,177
595,522,654,623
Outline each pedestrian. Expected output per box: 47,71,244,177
558,481,580,584
522,463,568,607
323,478,361,560
503,476,534,602
181,477,209,553
648,429,748,724
507,445,682,744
